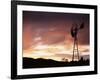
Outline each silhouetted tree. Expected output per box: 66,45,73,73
62,58,68,62
80,57,84,61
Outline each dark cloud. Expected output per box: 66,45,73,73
23,11,89,49
82,49,90,52
54,54,72,58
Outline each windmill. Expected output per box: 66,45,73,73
71,22,84,61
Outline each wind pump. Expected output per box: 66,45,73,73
71,22,84,61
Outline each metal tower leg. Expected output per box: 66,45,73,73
72,38,80,61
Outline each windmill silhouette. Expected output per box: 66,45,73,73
71,22,84,61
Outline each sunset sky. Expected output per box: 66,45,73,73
22,11,90,61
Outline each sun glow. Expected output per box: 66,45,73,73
23,43,89,61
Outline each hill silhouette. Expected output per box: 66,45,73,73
23,57,89,68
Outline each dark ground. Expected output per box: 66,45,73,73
23,57,89,69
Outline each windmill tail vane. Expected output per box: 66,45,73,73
79,22,84,30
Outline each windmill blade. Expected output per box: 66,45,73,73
79,23,84,29
71,27,74,37
72,23,77,28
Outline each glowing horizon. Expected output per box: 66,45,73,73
23,44,90,61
